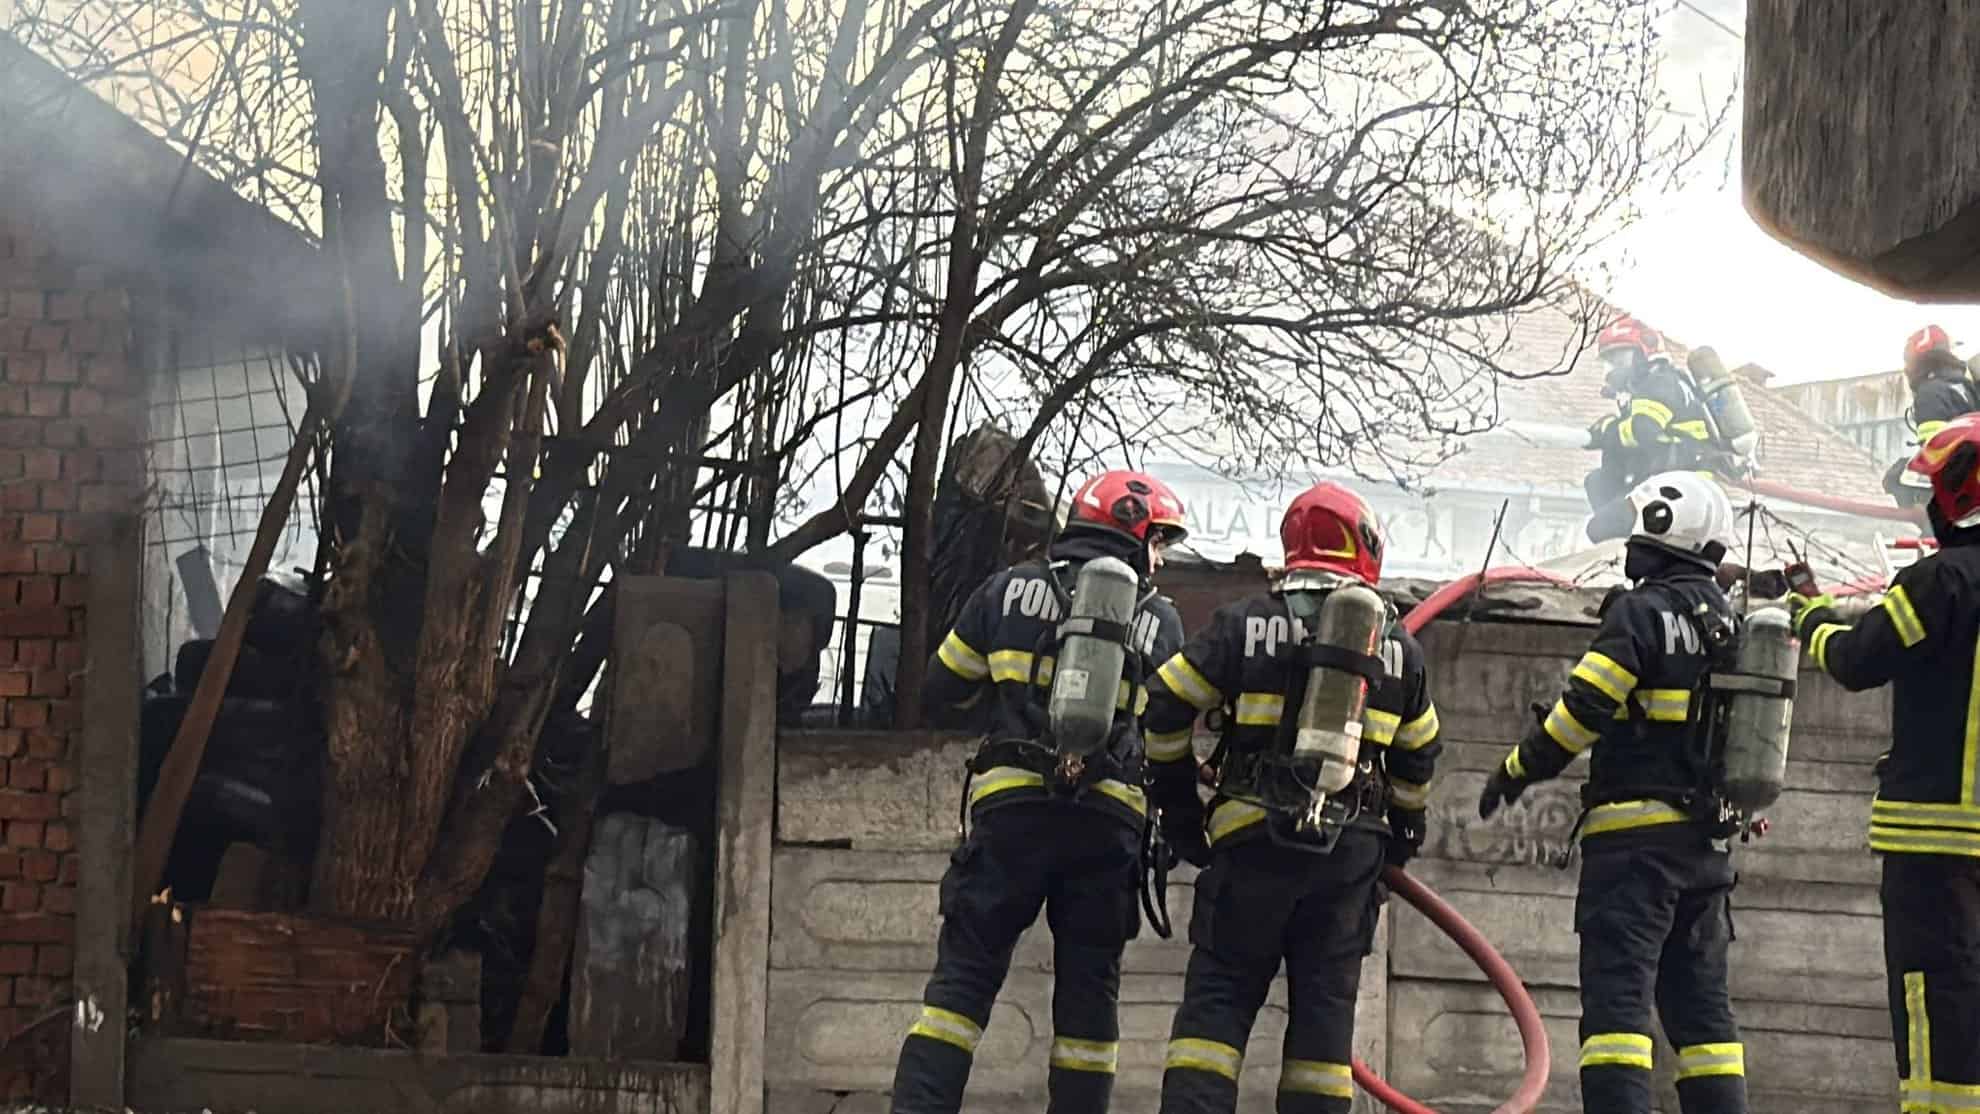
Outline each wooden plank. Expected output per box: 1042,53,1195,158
709,573,778,1114
179,908,419,1044
71,513,141,1110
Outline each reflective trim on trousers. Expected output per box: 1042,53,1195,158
1579,1031,1654,1071
907,1005,983,1054
1164,1037,1242,1081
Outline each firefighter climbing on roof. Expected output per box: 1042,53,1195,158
1479,470,1751,1114
1885,325,1980,508
1143,482,1442,1114
889,469,1187,1114
1583,318,1756,544
1790,413,1980,1112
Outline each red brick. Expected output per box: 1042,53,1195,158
0,486,33,512
0,610,62,637
65,387,100,417
3,354,42,386
0,674,23,698
59,450,95,483
11,577,51,610
0,946,30,975
12,643,47,670
3,294,38,320
17,451,55,482
36,421,79,449
0,544,30,574
0,914,69,944
0,386,24,416
12,975,51,1005
26,671,64,702
43,295,82,323
8,762,45,793
0,855,21,880
40,886,70,915
1,886,38,915
56,857,76,887
0,795,53,824
21,390,60,420
22,325,62,353
19,854,55,885
58,516,99,545
23,733,61,761
29,548,69,575
50,644,78,673
68,322,122,355
0,733,17,760
86,293,127,321
36,355,75,386
0,452,17,479
0,978,13,1008
34,944,69,975
5,823,41,851
38,824,67,856
2,703,46,732
44,703,76,732
33,484,71,513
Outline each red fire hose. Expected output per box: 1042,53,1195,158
1342,567,1567,1114
1734,476,1925,525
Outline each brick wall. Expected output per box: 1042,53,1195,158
0,218,145,1103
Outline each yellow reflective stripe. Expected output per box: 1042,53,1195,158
1811,623,1848,674
1397,704,1440,750
1582,799,1692,838
1165,1037,1242,1081
1873,799,1980,829
1629,398,1674,426
1619,422,1640,448
1580,1032,1654,1070
1571,651,1638,704
1676,1042,1745,1080
1504,748,1528,779
1920,420,1951,441
1091,779,1149,819
1903,1084,1980,1112
989,649,1050,685
1363,709,1401,746
1050,1036,1119,1074
1625,688,1692,723
1870,826,1980,858
1907,972,1932,1093
1965,628,1980,805
1145,729,1195,763
969,766,1045,806
1671,419,1711,440
1885,585,1928,648
1389,777,1430,809
1207,800,1267,844
1157,655,1222,710
1280,1059,1353,1098
937,633,990,681
908,1005,983,1053
1234,692,1285,726
1544,700,1600,752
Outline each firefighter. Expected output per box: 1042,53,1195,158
1885,325,1979,507
1146,481,1442,1114
889,469,1188,1114
1790,413,1980,1112
1478,470,1749,1114
1584,317,1717,543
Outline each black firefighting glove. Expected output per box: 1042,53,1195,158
1585,415,1615,449
1386,806,1426,869
1477,756,1531,820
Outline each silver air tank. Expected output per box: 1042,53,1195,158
1048,556,1140,758
1689,347,1761,460
1720,606,1797,810
1292,583,1387,794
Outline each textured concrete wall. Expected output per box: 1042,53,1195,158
771,613,1897,1112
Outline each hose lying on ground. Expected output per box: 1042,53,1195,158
1342,567,1566,1114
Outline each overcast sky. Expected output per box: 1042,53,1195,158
1605,0,1980,384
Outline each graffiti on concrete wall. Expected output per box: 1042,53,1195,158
1423,783,1586,868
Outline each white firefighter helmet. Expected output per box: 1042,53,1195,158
1627,471,1734,568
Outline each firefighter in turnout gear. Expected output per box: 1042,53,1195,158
1478,470,1750,1114
889,469,1188,1114
1144,482,1442,1114
1584,318,1719,543
1886,326,1980,507
1791,413,1980,1112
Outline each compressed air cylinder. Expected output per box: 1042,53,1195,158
1721,606,1797,810
1047,556,1139,758
1690,347,1761,458
1292,583,1386,794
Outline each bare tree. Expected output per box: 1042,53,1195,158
10,0,1714,930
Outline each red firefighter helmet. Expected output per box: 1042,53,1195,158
1067,470,1188,545
1280,482,1384,584
1908,413,1980,528
1904,325,1959,385
1597,317,1662,359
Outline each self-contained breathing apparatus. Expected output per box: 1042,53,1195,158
957,555,1180,933
1557,603,1797,867
1210,574,1392,856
